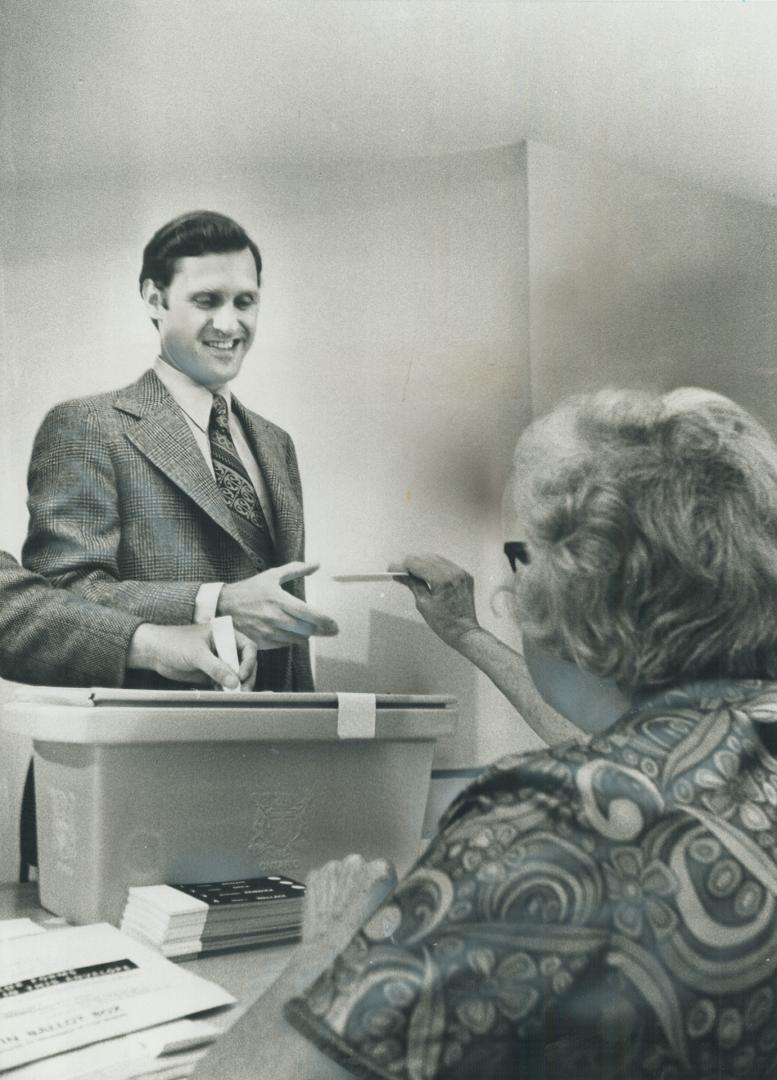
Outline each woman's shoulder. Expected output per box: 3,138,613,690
599,678,777,772
439,679,777,837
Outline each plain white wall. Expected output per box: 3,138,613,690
1,145,537,770
526,142,777,420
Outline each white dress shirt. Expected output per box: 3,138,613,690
153,357,277,623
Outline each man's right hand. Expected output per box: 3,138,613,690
217,561,339,649
127,622,257,689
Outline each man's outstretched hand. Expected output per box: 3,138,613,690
217,562,339,649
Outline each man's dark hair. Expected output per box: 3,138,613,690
138,210,262,293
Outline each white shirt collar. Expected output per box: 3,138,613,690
153,357,232,433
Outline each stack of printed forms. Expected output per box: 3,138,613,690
0,921,234,1079
120,876,306,959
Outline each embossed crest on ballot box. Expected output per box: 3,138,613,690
2,688,456,925
248,789,315,876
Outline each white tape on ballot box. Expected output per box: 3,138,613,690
336,693,377,738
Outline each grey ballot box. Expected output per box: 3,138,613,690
2,689,456,925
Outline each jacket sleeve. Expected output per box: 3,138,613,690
23,402,200,624
0,551,142,686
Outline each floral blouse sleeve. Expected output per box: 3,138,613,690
284,743,616,1079
285,682,777,1080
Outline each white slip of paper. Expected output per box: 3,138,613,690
0,923,234,1072
3,1018,219,1080
0,919,46,942
209,614,240,691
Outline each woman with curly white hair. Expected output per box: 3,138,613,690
198,388,777,1080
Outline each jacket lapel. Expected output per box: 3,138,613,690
232,397,303,564
115,371,255,557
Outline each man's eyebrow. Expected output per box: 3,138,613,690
188,288,258,297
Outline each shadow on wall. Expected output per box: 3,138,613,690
315,608,478,765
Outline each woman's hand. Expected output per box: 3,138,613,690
389,552,480,651
302,854,397,962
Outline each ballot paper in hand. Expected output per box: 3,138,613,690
332,572,431,590
0,922,234,1072
331,572,410,582
209,614,240,691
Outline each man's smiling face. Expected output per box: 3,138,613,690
149,248,259,389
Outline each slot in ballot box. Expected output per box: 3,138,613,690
2,688,456,926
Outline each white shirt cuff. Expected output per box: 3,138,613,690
194,582,224,624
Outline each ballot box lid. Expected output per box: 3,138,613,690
0,688,457,743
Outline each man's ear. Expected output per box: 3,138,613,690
141,278,167,325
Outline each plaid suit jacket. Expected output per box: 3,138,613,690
0,551,141,687
0,551,146,879
22,369,313,691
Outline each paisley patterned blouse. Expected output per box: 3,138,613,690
285,681,777,1080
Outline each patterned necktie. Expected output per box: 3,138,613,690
209,394,276,570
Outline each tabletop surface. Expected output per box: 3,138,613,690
0,882,295,1070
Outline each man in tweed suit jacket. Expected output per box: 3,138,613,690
0,550,255,689
23,211,337,690
0,549,257,879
